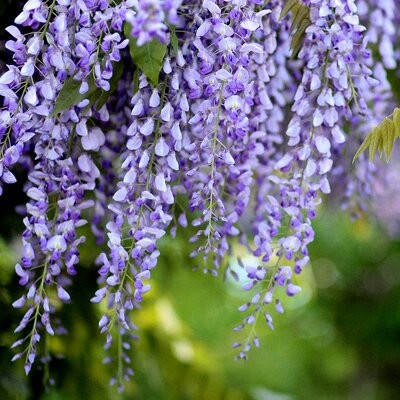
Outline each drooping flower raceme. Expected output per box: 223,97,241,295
234,0,380,358
0,0,397,392
2,0,132,382
181,0,276,272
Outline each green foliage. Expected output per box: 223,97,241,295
51,62,124,116
51,77,91,116
353,108,400,163
280,0,311,58
88,61,124,110
124,23,167,87
169,24,179,55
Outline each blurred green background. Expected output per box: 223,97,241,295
1,206,400,400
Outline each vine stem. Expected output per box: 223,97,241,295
205,81,226,250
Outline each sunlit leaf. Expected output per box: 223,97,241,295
369,126,382,161
393,107,400,137
353,108,400,163
353,134,372,163
380,117,395,162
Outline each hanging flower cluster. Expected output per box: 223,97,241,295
0,0,397,392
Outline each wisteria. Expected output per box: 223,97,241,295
0,0,399,392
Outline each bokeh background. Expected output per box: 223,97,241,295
1,203,400,400
1,1,400,399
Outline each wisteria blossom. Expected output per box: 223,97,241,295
0,0,398,392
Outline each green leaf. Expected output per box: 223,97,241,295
52,61,124,116
353,134,372,163
280,0,299,20
124,23,167,87
291,17,310,58
291,4,308,33
169,24,179,54
51,75,96,116
368,126,382,162
393,107,400,137
91,61,124,110
133,68,140,95
280,0,311,59
380,117,395,162
353,107,400,164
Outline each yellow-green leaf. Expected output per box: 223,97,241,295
353,134,372,163
368,126,382,162
380,117,395,162
353,106,400,164
393,107,400,137
291,5,308,33
280,0,311,59
280,0,299,20
291,17,310,58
